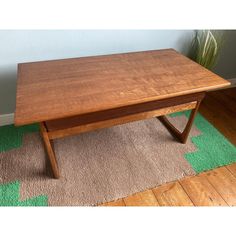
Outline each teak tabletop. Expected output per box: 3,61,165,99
14,49,229,126
14,48,230,178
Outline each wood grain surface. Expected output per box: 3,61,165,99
15,49,230,125
123,190,159,206
152,182,194,206
200,167,236,206
46,102,197,139
227,163,236,178
180,176,227,206
101,199,126,206
46,101,197,130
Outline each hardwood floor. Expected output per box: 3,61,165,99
101,87,236,206
200,87,236,146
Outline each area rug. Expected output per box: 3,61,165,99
0,111,236,206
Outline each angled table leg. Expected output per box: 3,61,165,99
39,122,60,179
158,101,201,144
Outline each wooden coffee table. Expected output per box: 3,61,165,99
15,49,230,178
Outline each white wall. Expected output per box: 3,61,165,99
0,30,194,114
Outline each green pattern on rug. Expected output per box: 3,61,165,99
0,112,236,205
0,114,236,173
0,124,39,152
170,111,236,173
0,181,47,206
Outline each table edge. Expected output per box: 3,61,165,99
14,81,230,126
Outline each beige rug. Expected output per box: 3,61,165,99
0,115,200,206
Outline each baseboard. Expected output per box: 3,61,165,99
0,113,14,126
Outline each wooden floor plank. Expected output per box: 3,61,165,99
100,199,126,206
152,182,193,206
180,175,227,206
123,190,159,206
200,167,236,206
227,163,236,178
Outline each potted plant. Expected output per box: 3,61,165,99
188,30,224,70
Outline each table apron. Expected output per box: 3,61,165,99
45,92,205,140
